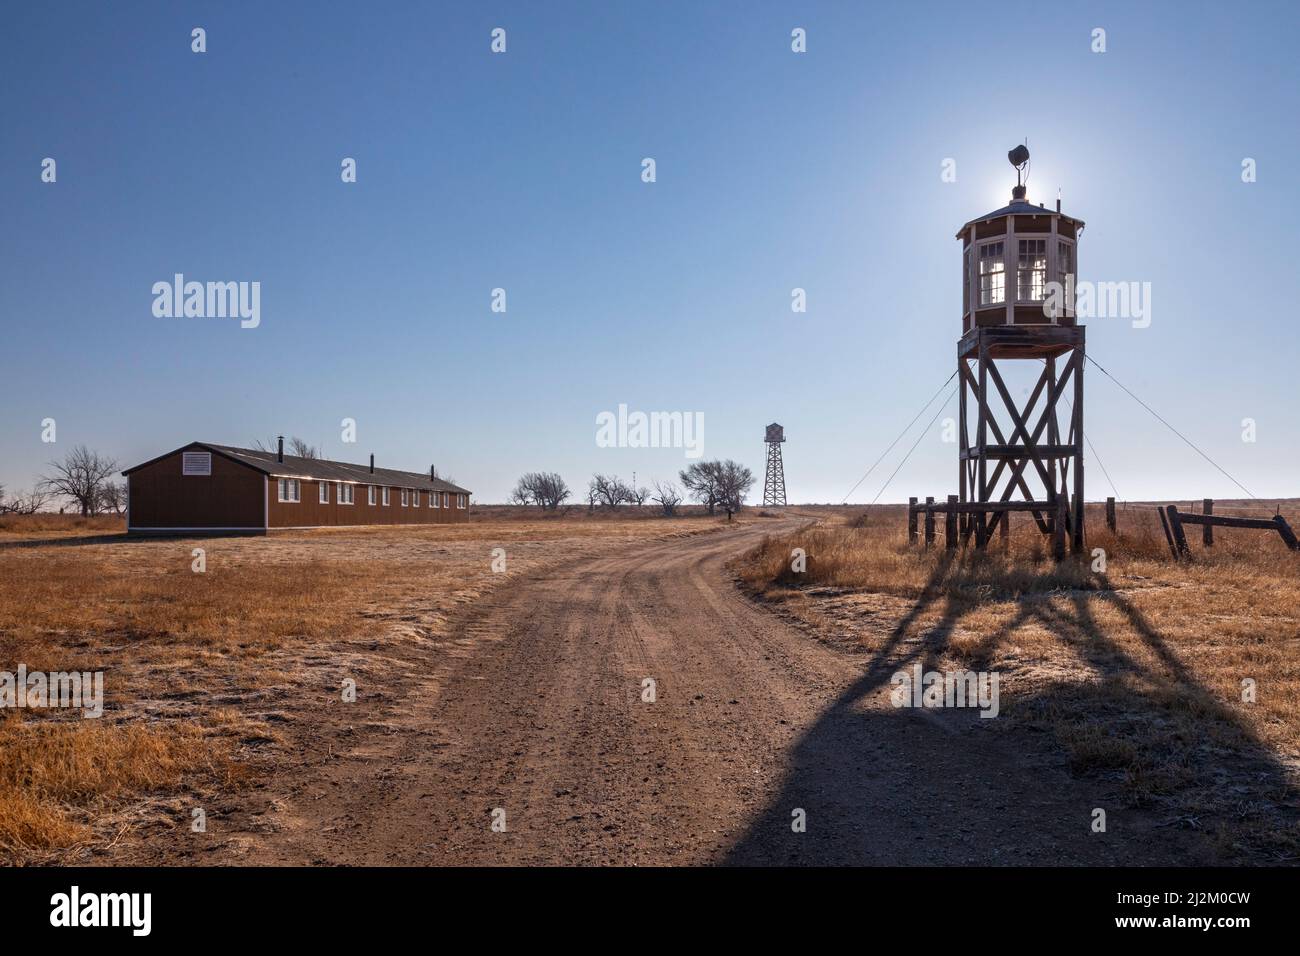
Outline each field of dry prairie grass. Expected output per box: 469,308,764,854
738,502,1300,861
0,510,740,863
0,513,124,536
5,502,1297,865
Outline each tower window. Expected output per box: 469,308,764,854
963,248,971,311
1057,240,1074,285
978,242,1005,305
1018,239,1047,301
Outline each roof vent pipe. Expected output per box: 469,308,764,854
370,454,375,474
277,436,284,463
430,465,435,481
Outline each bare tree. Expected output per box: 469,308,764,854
679,461,723,514
25,487,53,514
680,460,754,515
651,480,682,516
510,473,570,510
0,487,51,515
545,474,572,511
98,480,128,516
289,437,318,459
40,445,119,516
588,474,611,509
533,472,571,509
254,436,319,459
509,479,533,507
628,484,650,507
715,459,756,513
588,473,631,509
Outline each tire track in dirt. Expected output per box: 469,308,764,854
232,518,1209,866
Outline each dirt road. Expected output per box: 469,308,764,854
224,518,1204,866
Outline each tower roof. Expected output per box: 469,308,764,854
955,199,1085,239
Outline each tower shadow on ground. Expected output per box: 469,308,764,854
722,554,1300,866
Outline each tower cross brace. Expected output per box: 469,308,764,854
958,325,1085,552
763,425,787,507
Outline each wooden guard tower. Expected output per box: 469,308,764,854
957,146,1085,553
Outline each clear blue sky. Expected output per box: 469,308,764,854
3,1,1297,504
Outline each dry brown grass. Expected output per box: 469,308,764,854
4,554,360,659
0,514,124,536
0,717,236,858
0,510,738,863
739,503,1300,862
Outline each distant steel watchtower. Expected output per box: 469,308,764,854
762,423,787,507
956,145,1085,552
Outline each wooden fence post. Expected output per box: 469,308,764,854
1203,498,1213,547
1167,504,1190,558
908,497,918,545
1164,504,1185,556
1274,515,1300,551
999,510,1010,548
1053,495,1067,561
1105,497,1116,533
945,495,958,551
924,496,935,548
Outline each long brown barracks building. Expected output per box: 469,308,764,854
122,440,471,533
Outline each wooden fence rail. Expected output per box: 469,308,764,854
907,495,1299,562
1164,504,1299,558
906,497,1071,558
